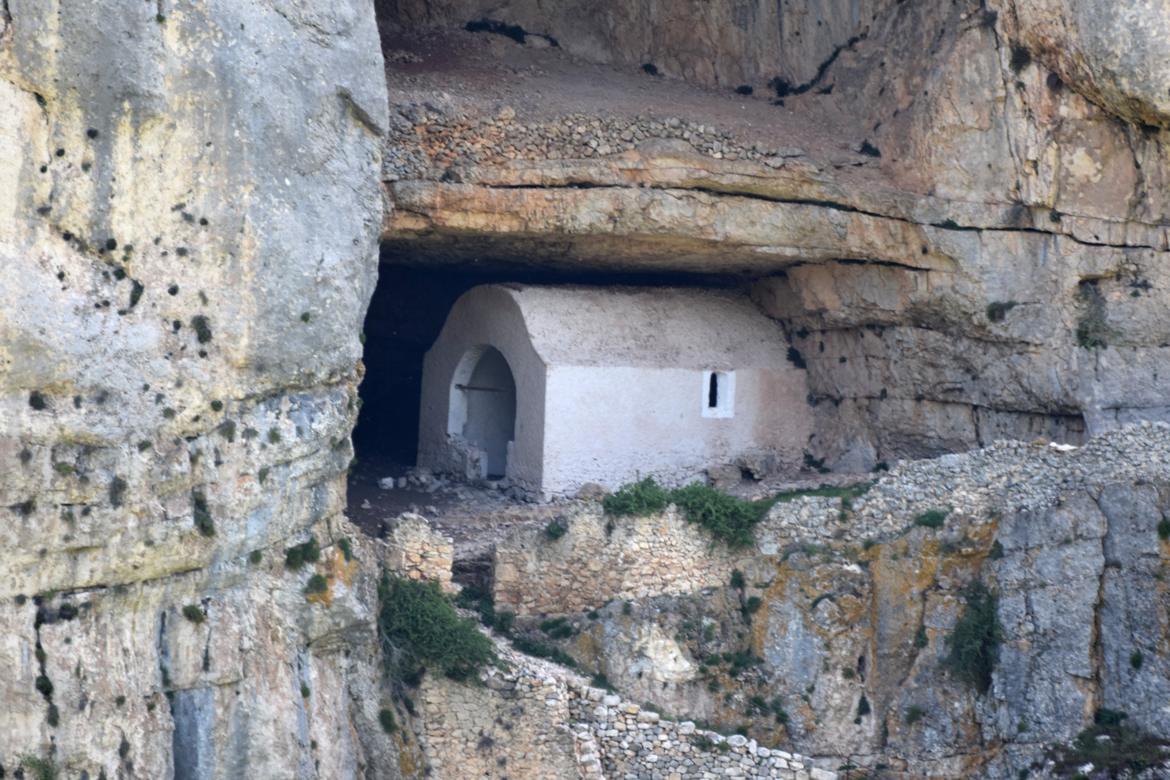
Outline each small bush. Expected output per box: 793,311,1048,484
20,755,58,780
944,581,1001,694
544,518,567,541
378,574,495,682
300,683,311,698
1050,709,1169,777
1157,518,1170,541
905,705,925,725
914,508,950,529
1131,650,1145,671
249,550,263,565
603,477,670,516
729,569,745,590
304,574,328,596
493,610,515,636
181,605,206,624
539,616,576,639
109,476,128,508
285,537,321,570
510,636,577,668
670,482,771,548
378,707,397,734
743,596,763,615
193,492,215,537
337,536,354,562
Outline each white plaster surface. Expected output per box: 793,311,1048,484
418,285,811,496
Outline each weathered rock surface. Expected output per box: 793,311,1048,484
507,425,1170,778
0,1,392,776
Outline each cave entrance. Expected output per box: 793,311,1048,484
449,345,516,479
347,255,743,532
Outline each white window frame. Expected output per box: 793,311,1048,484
701,370,735,418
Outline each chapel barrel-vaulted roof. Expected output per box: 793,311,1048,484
487,284,790,369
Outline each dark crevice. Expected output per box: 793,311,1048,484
769,33,864,98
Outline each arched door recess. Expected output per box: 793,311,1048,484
447,346,516,479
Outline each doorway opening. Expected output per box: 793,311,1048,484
448,346,517,479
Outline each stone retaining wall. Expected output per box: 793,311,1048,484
381,512,456,592
492,506,747,616
417,641,834,780
569,685,835,780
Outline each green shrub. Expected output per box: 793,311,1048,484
1075,282,1111,349
20,755,58,780
670,483,771,548
304,574,328,595
773,481,874,504
905,705,925,725
544,518,567,541
1050,709,1169,777
378,707,397,734
510,636,577,668
249,550,263,565
729,569,745,589
539,616,576,639
337,537,354,562
285,537,321,570
743,596,763,615
914,508,950,529
914,624,929,648
493,610,515,636
109,476,128,507
378,574,495,682
606,478,819,547
193,492,215,537
1158,518,1170,541
181,605,206,624
602,477,670,516
301,683,311,698
944,581,1001,694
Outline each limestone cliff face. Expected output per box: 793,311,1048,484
382,0,1170,469
0,2,392,777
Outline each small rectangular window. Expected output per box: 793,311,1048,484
701,370,735,418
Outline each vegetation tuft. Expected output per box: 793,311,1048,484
944,581,1001,694
1050,709,1169,777
181,604,206,624
285,537,321,570
304,574,328,596
378,573,495,682
544,518,568,541
914,508,950,529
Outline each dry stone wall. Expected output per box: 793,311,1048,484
416,641,834,780
382,512,456,591
492,506,749,617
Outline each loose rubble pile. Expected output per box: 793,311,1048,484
386,104,807,181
